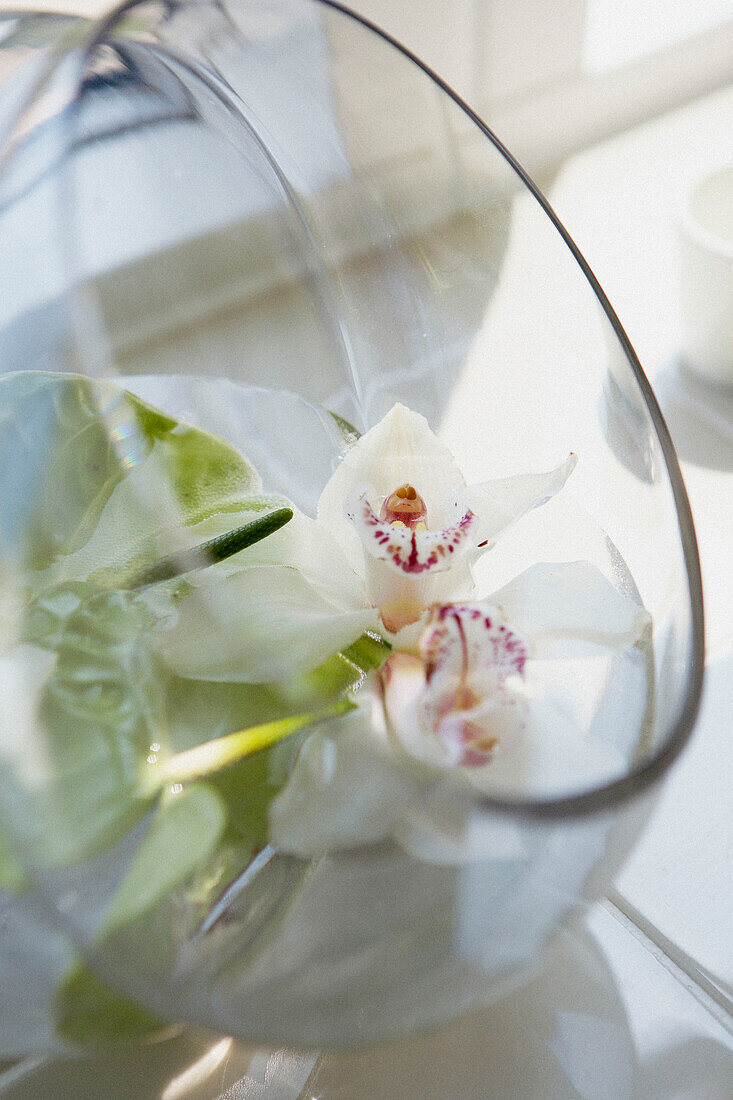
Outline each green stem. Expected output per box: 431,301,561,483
159,698,354,786
126,508,293,589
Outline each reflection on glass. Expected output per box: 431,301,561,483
0,0,701,1052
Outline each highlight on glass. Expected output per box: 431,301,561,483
0,0,702,1051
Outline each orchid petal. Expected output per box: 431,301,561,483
380,652,451,768
525,643,650,762
421,560,476,605
489,561,650,645
317,405,469,566
268,709,423,858
431,693,528,767
464,695,628,798
392,781,526,864
156,565,379,683
191,508,368,611
465,453,577,550
420,604,528,687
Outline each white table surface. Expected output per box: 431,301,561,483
2,80,732,1100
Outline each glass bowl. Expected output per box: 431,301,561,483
0,0,703,1049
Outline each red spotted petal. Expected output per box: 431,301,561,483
348,493,476,577
420,604,528,684
417,603,529,766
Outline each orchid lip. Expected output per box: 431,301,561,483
376,603,531,770
416,603,530,765
348,491,477,577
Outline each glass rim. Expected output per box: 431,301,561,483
2,0,706,823
316,0,705,820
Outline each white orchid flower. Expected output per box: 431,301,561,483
157,404,576,677
155,404,650,862
268,558,650,862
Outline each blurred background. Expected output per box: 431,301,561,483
6,0,733,175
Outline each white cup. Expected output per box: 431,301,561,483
678,165,733,386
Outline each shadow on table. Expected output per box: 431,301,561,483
652,360,733,472
3,905,732,1099
600,345,733,481
308,914,733,1100
309,919,636,1100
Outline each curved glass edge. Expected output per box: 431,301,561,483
0,0,704,822
315,0,704,821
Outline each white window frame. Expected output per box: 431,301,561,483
350,0,733,175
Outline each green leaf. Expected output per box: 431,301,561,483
157,420,260,527
162,639,378,756
328,410,361,450
161,701,353,785
0,371,268,583
55,963,170,1046
0,826,25,891
20,581,89,651
125,508,293,588
152,635,387,847
0,374,392,1038
19,574,382,869
206,736,311,847
341,632,391,674
102,783,226,935
22,583,170,866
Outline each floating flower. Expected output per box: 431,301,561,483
157,404,576,678
155,404,650,861
268,556,650,862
